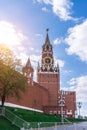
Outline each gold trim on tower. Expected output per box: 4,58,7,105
43,57,52,65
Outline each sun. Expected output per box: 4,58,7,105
0,21,26,48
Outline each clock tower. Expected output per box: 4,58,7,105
37,29,60,106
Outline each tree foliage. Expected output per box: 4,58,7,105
0,44,21,70
0,44,26,107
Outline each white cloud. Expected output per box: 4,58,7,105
65,19,87,63
35,33,43,38
42,7,49,12
54,58,65,68
68,78,77,86
18,53,29,65
58,59,65,68
36,0,43,3
53,37,63,45
63,70,73,74
52,0,74,21
29,47,34,51
30,55,41,81
34,0,78,21
36,0,52,4
0,21,27,48
68,75,87,103
30,55,41,65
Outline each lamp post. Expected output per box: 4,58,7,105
58,90,65,124
77,102,82,118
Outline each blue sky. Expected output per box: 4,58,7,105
0,0,87,117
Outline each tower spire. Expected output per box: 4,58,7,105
45,28,50,45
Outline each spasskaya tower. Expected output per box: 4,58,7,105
37,29,60,106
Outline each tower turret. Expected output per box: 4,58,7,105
23,57,34,85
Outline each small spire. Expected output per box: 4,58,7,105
37,61,40,69
57,62,60,72
26,57,31,68
57,62,59,68
37,61,40,72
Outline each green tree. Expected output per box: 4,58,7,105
0,44,26,108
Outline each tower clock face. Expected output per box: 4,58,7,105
44,57,51,64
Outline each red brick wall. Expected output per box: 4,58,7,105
5,82,76,118
6,82,49,111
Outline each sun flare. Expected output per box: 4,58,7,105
0,21,26,48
